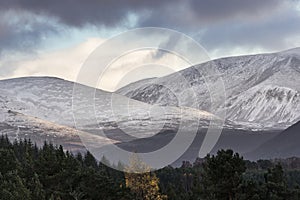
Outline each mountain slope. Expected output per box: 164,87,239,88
117,48,300,129
0,109,118,152
0,77,220,141
116,127,279,166
245,121,300,160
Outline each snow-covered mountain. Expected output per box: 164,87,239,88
117,48,300,129
0,77,220,142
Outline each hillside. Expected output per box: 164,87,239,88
246,121,300,160
117,48,300,130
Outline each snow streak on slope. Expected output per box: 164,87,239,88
0,77,75,125
0,109,119,152
117,48,300,129
0,77,220,140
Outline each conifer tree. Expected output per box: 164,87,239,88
264,163,290,199
201,149,246,200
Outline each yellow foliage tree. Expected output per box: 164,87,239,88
125,153,167,200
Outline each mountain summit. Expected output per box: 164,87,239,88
117,48,300,129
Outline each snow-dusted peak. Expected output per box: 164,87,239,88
117,49,300,130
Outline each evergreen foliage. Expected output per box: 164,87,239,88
1,134,300,199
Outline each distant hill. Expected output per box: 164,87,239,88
245,121,300,160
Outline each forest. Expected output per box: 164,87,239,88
1,135,300,200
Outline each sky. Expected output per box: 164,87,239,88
1,0,300,91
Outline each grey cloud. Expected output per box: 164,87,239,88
0,0,173,55
197,9,300,54
0,0,298,57
137,0,287,30
0,0,171,28
188,0,284,23
135,1,300,56
0,12,58,56
0,0,288,28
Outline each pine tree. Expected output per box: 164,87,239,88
0,149,20,174
0,171,31,200
200,149,246,200
264,163,290,199
30,173,46,200
84,151,98,169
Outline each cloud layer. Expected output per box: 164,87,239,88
0,0,286,27
0,0,297,55
1,0,300,85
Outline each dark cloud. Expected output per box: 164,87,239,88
0,0,172,28
0,0,288,28
0,0,171,55
136,0,287,30
197,9,300,54
0,12,58,56
189,0,284,23
0,0,298,56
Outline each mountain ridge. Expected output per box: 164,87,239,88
117,48,300,129
0,76,224,140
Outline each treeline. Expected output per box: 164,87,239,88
1,135,300,199
0,135,133,199
156,150,300,200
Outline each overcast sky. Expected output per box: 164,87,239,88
1,0,300,91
